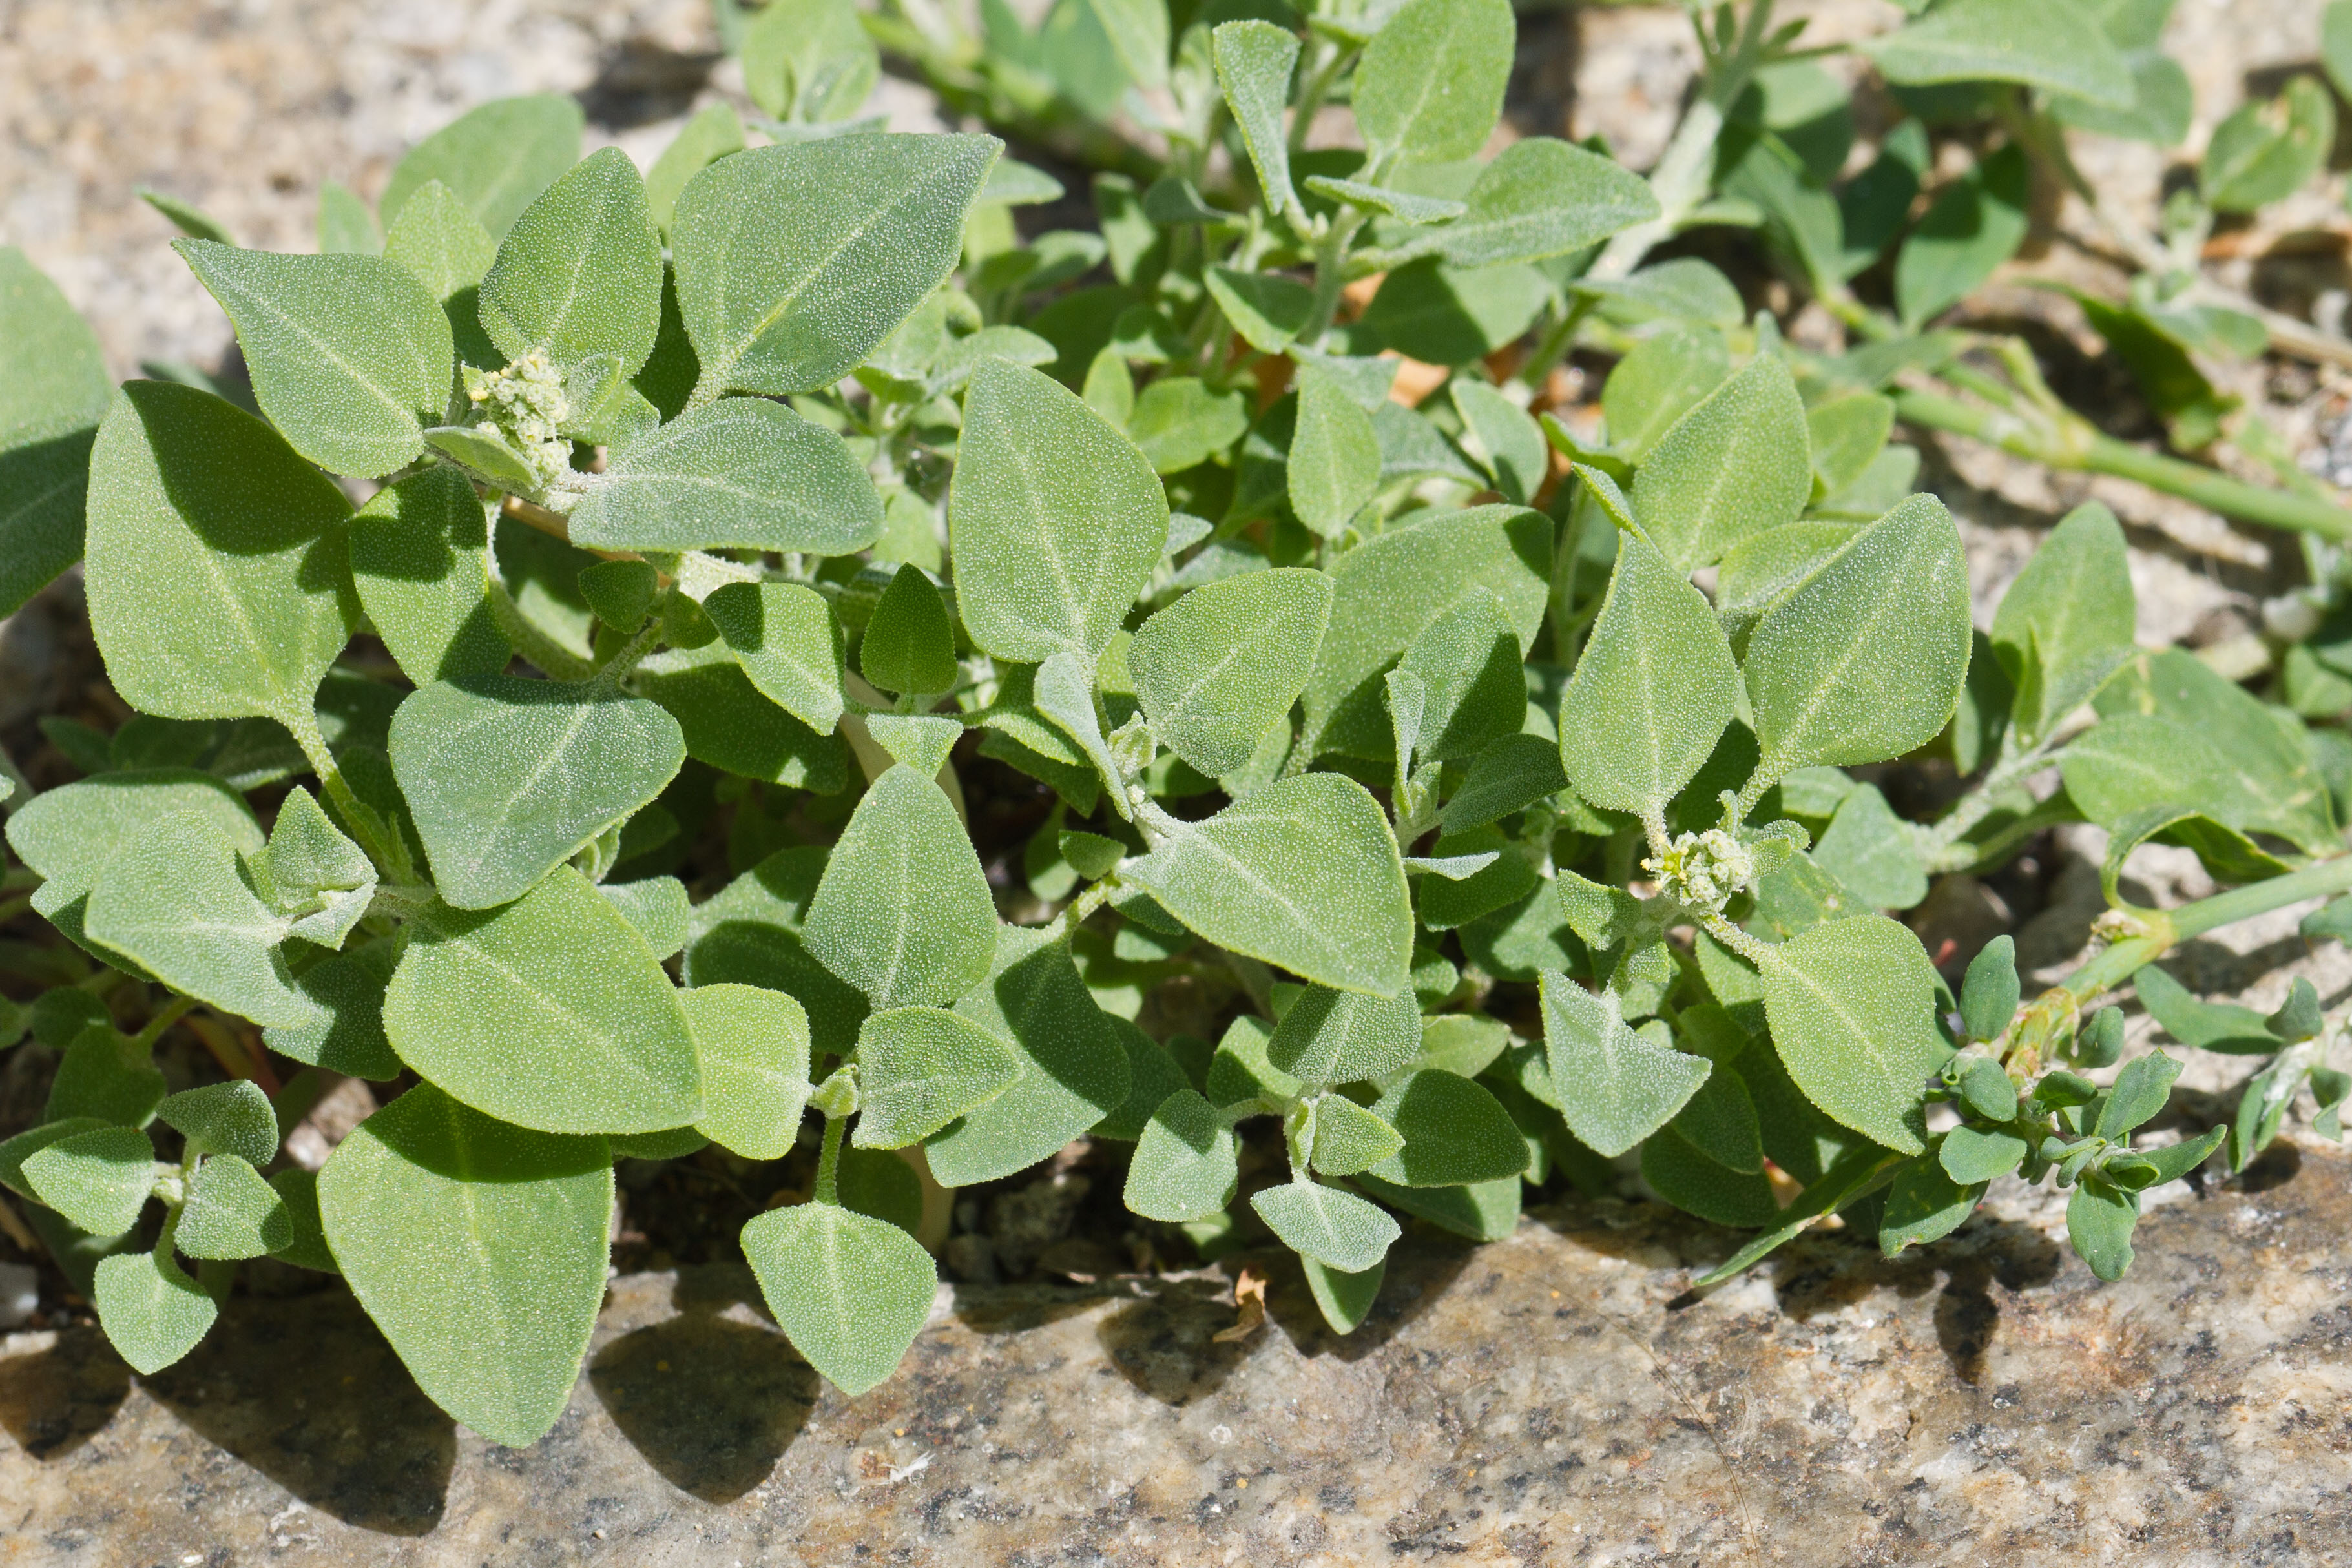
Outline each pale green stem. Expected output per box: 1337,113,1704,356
279,704,411,881
130,995,195,1053
2057,856,2352,1006
813,1113,847,1206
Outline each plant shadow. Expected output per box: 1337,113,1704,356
0,1323,130,1460
140,1286,455,1536
587,1267,820,1505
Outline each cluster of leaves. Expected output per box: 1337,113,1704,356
3,0,2351,1447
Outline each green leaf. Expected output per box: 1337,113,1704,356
1430,139,1660,269
1128,376,1247,475
1307,1093,1406,1176
1300,1253,1384,1333
1959,934,2019,1044
2096,647,2338,852
742,0,882,120
1630,351,1811,571
1805,391,1894,497
1450,379,1546,506
636,642,849,791
1353,0,1514,164
804,766,998,1010
1859,0,2132,108
1204,267,1314,355
93,1246,218,1374
1414,827,1535,931
1670,1056,1764,1174
866,714,964,779
85,382,357,723
1637,1124,1774,1227
703,581,845,732
175,240,451,479
1745,494,1971,775
160,1079,279,1164
320,1084,611,1445
928,925,1132,1184
1129,569,1332,778
676,983,811,1161
951,358,1167,663
672,134,999,398
1125,772,1412,996
0,1119,110,1202
2050,48,2192,147
1212,22,1300,220
567,396,881,554
390,674,685,910
1366,1069,1528,1186
1811,783,1928,911
2066,1180,2137,1281
142,187,236,245
2097,1049,2181,1139
1558,530,1739,816
742,1199,934,1395
1093,1019,1191,1141
1941,1123,2028,1184
685,846,870,1055
1397,588,1522,765
2204,76,2335,214
264,1168,339,1273
1265,984,1422,1084
1761,914,1937,1153
177,1155,295,1261
2060,717,2247,839
385,867,702,1135
1990,500,2134,742
1304,176,1465,225
22,1126,154,1236
479,147,663,377
852,1006,1022,1148
43,1035,168,1130
1879,1158,1984,1255
266,942,404,1080
82,816,317,1028
350,468,508,685
1537,971,1710,1156
647,104,747,234
383,180,499,306
1359,260,1550,367
1893,145,2030,329
8,772,261,966
1597,324,1729,461
1252,1179,1400,1272
1288,366,1382,538
383,95,585,236
1303,506,1549,761
1123,1087,1240,1221
1441,732,1567,833
0,247,112,618
860,564,960,696
1084,0,1170,87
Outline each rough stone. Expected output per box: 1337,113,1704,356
5,1152,2352,1565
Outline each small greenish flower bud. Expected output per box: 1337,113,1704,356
463,351,574,491
1645,827,1756,914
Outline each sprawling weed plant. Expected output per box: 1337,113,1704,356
6,0,2352,1447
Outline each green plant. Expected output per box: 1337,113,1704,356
3,0,2351,1448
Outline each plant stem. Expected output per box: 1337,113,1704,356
279,704,413,882
813,1113,846,1206
1890,387,2352,542
2057,855,2352,1005
130,995,195,1052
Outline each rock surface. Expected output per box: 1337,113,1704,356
4,1150,2350,1565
